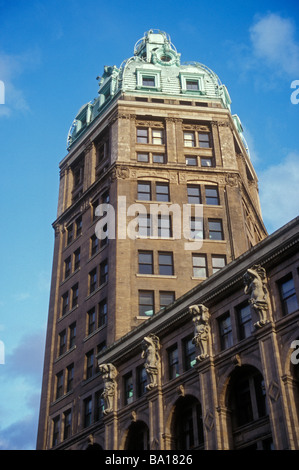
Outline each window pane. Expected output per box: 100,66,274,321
205,186,219,205
183,337,196,370
186,156,197,166
139,291,154,316
153,154,165,163
208,219,223,240
168,346,179,379
212,255,226,273
190,217,203,240
156,183,169,202
219,313,233,350
184,132,195,147
279,276,298,315
142,76,155,87
198,132,210,148
138,251,153,274
152,129,163,145
186,80,199,90
137,128,148,143
192,255,207,278
138,182,151,200
158,253,173,275
238,304,252,340
201,157,213,167
160,291,175,309
158,215,172,237
138,214,152,237
137,153,149,162
187,185,201,204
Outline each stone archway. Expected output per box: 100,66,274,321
124,420,149,450
169,395,204,450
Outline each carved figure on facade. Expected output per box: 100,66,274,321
141,334,160,390
98,363,117,415
243,264,270,328
189,304,210,361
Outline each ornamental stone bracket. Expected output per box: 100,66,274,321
98,363,118,415
141,334,160,391
189,304,210,362
243,264,270,329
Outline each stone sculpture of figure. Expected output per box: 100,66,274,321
243,264,269,328
189,304,210,362
98,363,117,415
141,334,160,390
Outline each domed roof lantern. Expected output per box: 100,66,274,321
134,29,180,64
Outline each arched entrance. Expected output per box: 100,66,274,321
124,420,149,450
227,365,273,449
171,395,204,450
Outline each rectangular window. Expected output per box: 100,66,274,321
62,292,69,316
64,256,71,279
237,303,252,340
95,390,105,421
86,351,94,379
90,234,98,256
153,154,165,164
192,254,207,278
87,307,96,335
74,249,80,271
66,363,74,392
186,156,197,166
218,313,233,350
99,299,107,327
198,132,210,148
137,128,148,144
158,214,172,238
186,80,199,90
156,183,170,202
69,323,76,349
190,217,203,240
158,252,174,275
67,224,73,245
168,345,179,380
137,181,151,200
56,371,64,399
208,219,224,240
52,417,60,447
184,132,195,147
212,255,226,274
58,330,66,357
100,259,108,285
187,185,201,204
63,409,72,440
201,157,214,167
138,251,153,275
139,290,154,317
124,373,134,405
71,283,79,308
142,76,155,87
138,214,152,237
183,336,196,371
279,274,298,315
75,216,82,237
137,152,149,162
160,291,175,310
136,366,147,398
89,268,97,294
205,186,219,205
83,397,92,428
152,129,164,145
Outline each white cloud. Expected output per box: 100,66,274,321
259,152,299,233
249,13,299,77
0,48,40,117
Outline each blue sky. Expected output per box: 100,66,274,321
0,0,298,450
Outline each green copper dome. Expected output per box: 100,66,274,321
67,30,235,149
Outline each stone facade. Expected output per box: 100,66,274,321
37,31,297,451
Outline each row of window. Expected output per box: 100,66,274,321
137,182,220,205
136,127,213,150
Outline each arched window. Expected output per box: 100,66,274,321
228,366,273,449
172,396,204,450
125,421,149,450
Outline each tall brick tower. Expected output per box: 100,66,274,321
37,30,267,450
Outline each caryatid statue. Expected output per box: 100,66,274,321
141,334,160,390
98,363,117,415
243,264,270,328
189,304,210,362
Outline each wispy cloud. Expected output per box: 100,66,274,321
0,48,41,117
250,13,299,77
259,152,299,233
